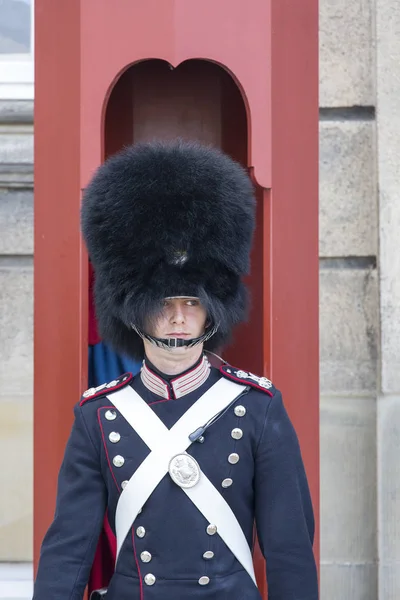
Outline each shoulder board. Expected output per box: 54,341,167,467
80,372,133,406
220,365,275,397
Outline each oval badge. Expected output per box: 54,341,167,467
168,453,201,489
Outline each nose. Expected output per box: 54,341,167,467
169,303,185,325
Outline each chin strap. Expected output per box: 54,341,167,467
131,323,219,351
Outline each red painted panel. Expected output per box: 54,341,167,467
34,0,87,568
79,0,272,189
269,0,320,566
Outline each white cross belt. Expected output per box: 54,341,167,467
106,377,257,586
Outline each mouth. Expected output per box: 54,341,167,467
166,333,191,338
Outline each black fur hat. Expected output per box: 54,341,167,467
81,139,256,360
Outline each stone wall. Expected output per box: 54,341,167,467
320,0,378,598
0,101,34,561
376,1,400,598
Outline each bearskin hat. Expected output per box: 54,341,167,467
81,139,256,360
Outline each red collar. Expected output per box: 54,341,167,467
140,356,211,399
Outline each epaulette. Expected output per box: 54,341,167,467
220,365,275,397
80,372,133,406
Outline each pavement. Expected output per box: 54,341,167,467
0,564,33,600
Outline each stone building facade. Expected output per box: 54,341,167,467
0,1,399,598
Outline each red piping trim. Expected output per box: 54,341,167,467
148,398,173,406
176,369,208,393
132,529,144,600
143,365,164,385
141,357,211,400
170,358,204,384
176,366,207,386
142,378,169,399
141,365,170,399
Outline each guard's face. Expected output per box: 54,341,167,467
147,297,208,341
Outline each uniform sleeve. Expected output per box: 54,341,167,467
33,403,107,600
254,391,319,600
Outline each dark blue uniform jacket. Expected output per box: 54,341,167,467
33,360,318,600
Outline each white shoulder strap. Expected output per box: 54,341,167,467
107,378,257,586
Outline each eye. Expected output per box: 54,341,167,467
186,299,199,307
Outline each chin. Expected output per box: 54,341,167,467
167,346,193,355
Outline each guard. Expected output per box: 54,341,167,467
33,140,319,599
